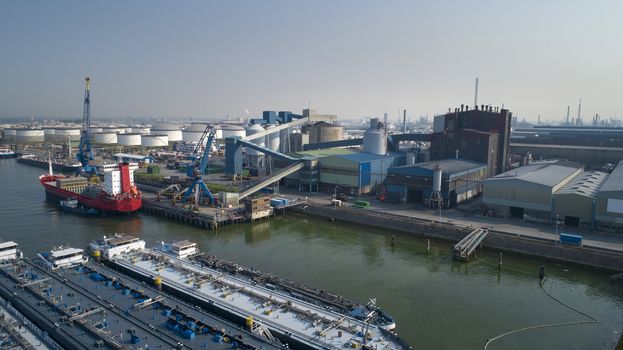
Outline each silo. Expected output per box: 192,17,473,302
151,123,182,142
264,124,280,151
2,129,16,143
141,134,169,147
305,121,342,144
182,124,208,143
15,128,44,143
245,124,265,155
221,125,246,139
43,128,56,142
432,165,443,194
363,119,387,155
117,133,142,146
94,132,118,144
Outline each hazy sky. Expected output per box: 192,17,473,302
1,1,621,122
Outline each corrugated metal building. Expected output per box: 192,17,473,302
319,152,405,195
552,171,608,227
596,160,623,229
386,159,487,208
482,160,583,222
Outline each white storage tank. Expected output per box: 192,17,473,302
182,124,209,143
15,128,44,143
213,125,223,139
94,132,118,144
43,128,56,142
363,118,387,155
142,134,169,147
131,125,150,134
117,133,142,146
101,126,120,134
245,124,265,155
265,124,280,151
2,129,16,143
53,128,81,142
221,125,246,139
88,127,103,134
151,123,182,142
122,127,133,134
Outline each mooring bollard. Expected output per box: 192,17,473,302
427,239,430,254
498,252,503,269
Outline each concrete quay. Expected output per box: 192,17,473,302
294,201,623,272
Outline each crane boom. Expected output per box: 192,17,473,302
182,125,217,206
76,77,95,174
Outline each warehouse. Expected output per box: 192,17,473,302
385,158,487,208
552,170,608,227
595,160,623,229
318,151,405,195
482,160,583,222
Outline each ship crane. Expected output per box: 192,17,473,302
182,125,217,207
76,77,96,175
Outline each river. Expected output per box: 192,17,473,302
1,158,622,349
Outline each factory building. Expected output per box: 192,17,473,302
430,106,512,176
318,151,404,195
386,159,487,208
552,170,608,227
482,160,583,223
596,161,623,229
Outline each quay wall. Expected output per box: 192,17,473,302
294,205,623,272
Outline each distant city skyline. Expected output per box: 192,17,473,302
1,1,621,122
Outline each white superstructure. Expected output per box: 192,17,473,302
37,246,88,270
0,241,22,262
88,234,146,259
158,240,198,259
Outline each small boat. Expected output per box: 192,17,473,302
36,246,88,270
0,147,16,159
59,197,99,216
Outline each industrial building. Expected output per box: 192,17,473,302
386,158,488,208
552,170,608,227
430,106,512,176
482,160,583,222
596,160,623,229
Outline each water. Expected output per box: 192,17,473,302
1,158,622,349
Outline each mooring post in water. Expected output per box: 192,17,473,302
427,239,430,254
498,252,503,269
539,265,545,282
391,235,396,247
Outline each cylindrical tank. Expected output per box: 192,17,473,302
370,118,380,130
304,121,342,144
88,127,103,134
264,125,280,151
15,128,44,143
213,125,223,139
141,134,169,147
433,165,443,194
131,126,150,134
245,124,265,156
101,126,120,134
94,132,118,144
151,123,182,142
42,128,56,142
363,129,386,155
117,133,142,146
182,124,208,143
2,128,16,143
221,125,246,139
53,128,81,142
121,127,133,134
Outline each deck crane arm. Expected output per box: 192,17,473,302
182,125,217,206
76,77,96,175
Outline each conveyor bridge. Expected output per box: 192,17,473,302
453,228,488,261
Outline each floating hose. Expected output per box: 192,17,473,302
476,254,599,350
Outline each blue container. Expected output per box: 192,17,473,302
131,334,140,344
162,309,172,317
560,233,582,246
122,288,130,295
182,329,196,339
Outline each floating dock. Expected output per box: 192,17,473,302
0,258,282,350
105,247,411,350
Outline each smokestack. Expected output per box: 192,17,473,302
474,77,479,109
577,98,582,124
403,109,407,133
566,105,570,124
383,112,388,132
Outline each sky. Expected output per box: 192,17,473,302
0,0,621,122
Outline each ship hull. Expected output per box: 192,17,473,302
19,157,81,172
40,175,141,214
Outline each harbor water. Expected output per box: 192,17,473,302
1,158,622,349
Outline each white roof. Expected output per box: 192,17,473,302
0,241,18,249
51,247,83,258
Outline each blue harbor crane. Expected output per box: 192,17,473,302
182,125,217,206
76,77,96,175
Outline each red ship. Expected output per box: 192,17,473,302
40,162,142,214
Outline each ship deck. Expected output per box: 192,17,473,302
0,259,281,350
109,249,407,350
